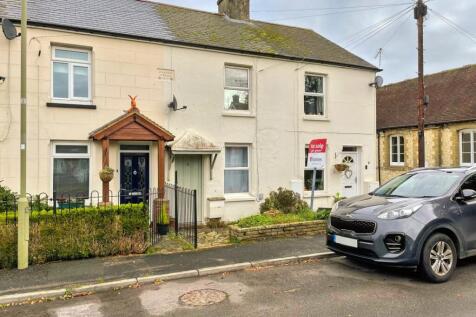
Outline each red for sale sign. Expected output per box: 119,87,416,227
307,139,327,169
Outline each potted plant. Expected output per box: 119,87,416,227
99,167,114,183
334,163,349,172
157,204,170,236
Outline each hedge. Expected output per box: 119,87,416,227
0,204,150,269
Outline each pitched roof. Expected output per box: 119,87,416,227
170,130,221,154
0,0,376,71
377,64,476,130
89,109,174,141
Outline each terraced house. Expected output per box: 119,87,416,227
0,0,379,222
377,64,476,183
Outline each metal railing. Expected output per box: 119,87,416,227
1,182,198,248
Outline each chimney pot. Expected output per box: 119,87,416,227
218,0,250,20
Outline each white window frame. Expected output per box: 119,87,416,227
460,130,476,166
224,65,251,112
51,142,92,196
304,145,326,193
304,73,326,117
390,135,405,166
224,144,251,195
51,47,92,102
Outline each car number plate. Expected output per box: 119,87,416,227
333,234,358,248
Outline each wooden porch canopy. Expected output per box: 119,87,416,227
89,108,174,201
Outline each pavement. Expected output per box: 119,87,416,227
5,256,476,316
0,235,327,297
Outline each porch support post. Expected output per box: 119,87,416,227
102,138,110,203
158,140,166,198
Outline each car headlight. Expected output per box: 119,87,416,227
331,201,340,214
377,204,423,220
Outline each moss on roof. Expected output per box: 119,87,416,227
156,4,375,70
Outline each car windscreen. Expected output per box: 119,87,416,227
374,172,463,198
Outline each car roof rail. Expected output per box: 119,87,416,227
464,165,476,173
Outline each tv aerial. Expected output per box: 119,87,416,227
1,19,20,40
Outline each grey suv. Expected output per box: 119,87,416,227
327,167,476,282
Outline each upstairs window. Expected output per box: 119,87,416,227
460,130,476,166
390,135,405,166
304,74,325,116
52,47,91,101
224,66,250,111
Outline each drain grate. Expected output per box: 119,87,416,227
179,289,228,307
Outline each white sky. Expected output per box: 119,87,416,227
154,0,476,84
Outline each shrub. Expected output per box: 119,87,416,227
237,209,318,228
0,203,149,269
0,183,16,213
260,187,308,214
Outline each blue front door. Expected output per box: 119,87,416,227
120,153,149,204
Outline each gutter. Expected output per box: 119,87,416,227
11,20,380,72
377,118,476,132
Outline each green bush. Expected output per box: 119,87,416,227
0,184,16,213
260,187,309,214
236,209,332,229
0,204,149,269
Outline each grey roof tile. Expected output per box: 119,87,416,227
1,0,376,70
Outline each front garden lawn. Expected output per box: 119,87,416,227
236,209,330,229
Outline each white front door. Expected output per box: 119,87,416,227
341,152,360,198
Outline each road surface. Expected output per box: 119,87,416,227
3,256,476,316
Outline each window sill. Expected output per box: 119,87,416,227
47,102,96,110
224,193,256,202
222,111,255,118
303,115,329,122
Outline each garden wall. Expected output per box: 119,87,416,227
229,220,327,242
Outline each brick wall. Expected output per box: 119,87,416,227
229,220,327,242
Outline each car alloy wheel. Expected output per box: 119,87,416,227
420,233,457,283
429,241,454,277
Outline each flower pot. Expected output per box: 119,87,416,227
99,167,114,183
334,164,348,172
157,223,169,236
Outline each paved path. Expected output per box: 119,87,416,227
0,235,326,296
4,256,476,316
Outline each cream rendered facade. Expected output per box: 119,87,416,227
0,26,378,222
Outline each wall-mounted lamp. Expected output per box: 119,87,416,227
0,76,6,84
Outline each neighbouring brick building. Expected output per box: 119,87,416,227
377,64,476,183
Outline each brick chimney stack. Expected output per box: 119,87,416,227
218,0,250,20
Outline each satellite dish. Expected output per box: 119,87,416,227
168,95,187,111
369,76,384,88
1,19,19,40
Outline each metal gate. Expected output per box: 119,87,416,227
149,173,198,248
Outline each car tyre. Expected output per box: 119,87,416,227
419,233,457,283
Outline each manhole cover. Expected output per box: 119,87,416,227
179,289,228,307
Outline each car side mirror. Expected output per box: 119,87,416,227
457,189,476,201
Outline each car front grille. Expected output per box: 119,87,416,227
330,216,376,234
